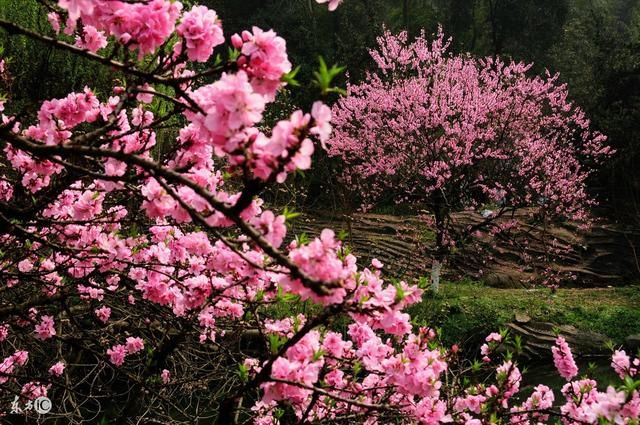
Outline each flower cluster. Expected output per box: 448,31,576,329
552,336,579,381
231,27,292,100
176,5,224,62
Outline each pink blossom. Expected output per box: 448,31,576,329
510,384,555,423
161,369,171,384
552,336,579,381
310,101,332,148
95,306,111,323
611,350,631,379
34,315,56,340
125,337,145,354
49,361,65,377
48,12,61,33
188,71,265,146
136,83,155,104
496,361,521,406
107,344,127,367
234,27,291,99
252,211,286,248
58,0,94,23
322,331,352,357
177,6,224,62
18,259,34,273
0,323,8,342
75,25,107,53
21,382,49,400
13,350,29,366
315,0,343,11
485,332,502,343
328,29,611,251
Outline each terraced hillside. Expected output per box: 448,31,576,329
289,210,640,287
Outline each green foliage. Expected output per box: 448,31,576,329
282,65,301,87
238,363,249,382
268,333,288,354
282,206,301,221
312,56,346,96
0,0,115,112
549,0,640,219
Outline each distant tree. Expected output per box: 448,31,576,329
328,29,612,290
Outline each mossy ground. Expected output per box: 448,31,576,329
269,279,640,350
409,279,640,346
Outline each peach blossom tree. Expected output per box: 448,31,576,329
327,29,613,290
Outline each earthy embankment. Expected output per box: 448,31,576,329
289,210,640,287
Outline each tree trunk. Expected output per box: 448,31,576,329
431,201,448,293
431,258,443,292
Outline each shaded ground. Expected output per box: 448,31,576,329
288,210,640,287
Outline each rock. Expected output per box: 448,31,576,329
485,272,520,288
506,320,609,358
625,334,640,351
514,313,531,323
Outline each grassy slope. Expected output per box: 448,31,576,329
409,280,640,346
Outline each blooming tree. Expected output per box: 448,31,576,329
327,29,613,290
0,2,637,425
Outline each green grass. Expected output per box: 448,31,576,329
264,279,640,351
409,280,640,346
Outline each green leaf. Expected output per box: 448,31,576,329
471,360,482,373
282,65,301,87
282,206,301,221
238,363,249,382
513,335,523,353
312,56,346,96
623,375,639,392
418,276,429,290
337,245,351,260
274,408,285,419
352,360,362,377
337,229,349,241
269,334,287,354
394,281,406,303
295,233,309,246
228,47,240,61
312,349,325,362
